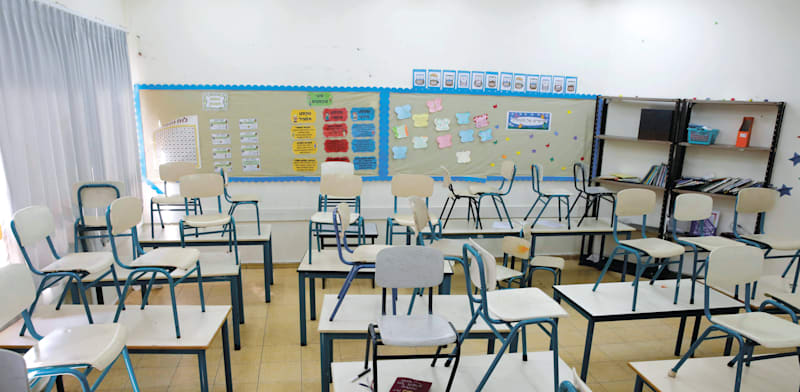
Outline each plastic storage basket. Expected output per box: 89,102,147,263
687,127,719,145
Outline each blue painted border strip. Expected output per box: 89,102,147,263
377,91,390,178
133,85,163,193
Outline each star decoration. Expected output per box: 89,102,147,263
790,153,800,166
778,184,793,197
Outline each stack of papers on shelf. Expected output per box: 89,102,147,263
673,176,763,195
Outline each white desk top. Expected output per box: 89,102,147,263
630,356,800,391
554,279,742,318
139,222,271,243
97,251,239,281
332,351,576,392
318,294,509,334
298,250,453,275
422,218,634,236
0,305,230,350
708,275,793,310
765,290,800,311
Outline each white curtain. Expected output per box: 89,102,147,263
0,0,141,268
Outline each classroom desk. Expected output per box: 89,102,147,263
766,290,800,311
317,222,379,247
319,294,515,392
297,250,453,346
332,351,573,392
0,305,233,392
553,279,743,381
630,356,800,391
139,222,273,303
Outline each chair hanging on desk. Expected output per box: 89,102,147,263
438,166,478,229
567,163,615,227
178,173,239,265
149,162,202,238
308,172,363,264
469,160,516,229
385,174,436,245
524,164,572,229
73,181,122,252
220,168,261,235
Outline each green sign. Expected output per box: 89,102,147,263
307,92,333,106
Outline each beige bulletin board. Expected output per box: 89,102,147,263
138,89,380,179
387,93,595,178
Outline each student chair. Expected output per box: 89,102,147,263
668,246,800,392
10,205,123,328
107,197,205,339
73,181,122,252
592,189,686,311
671,193,745,303
364,246,461,392
469,160,516,228
178,173,239,265
450,240,567,392
568,163,615,227
0,349,29,392
524,164,572,229
732,187,800,293
308,173,363,264
560,368,592,391
220,168,261,235
499,226,566,289
329,203,391,321
386,174,436,245
0,264,140,392
438,166,478,229
150,162,201,238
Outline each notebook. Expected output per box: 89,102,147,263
389,377,432,392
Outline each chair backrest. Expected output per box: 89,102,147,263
531,164,543,193
467,239,497,292
502,236,531,259
441,166,453,189
107,197,144,235
11,205,54,248
391,174,434,198
334,203,353,235
73,181,123,209
736,187,777,214
0,264,36,326
0,349,28,392
409,196,431,235
500,160,515,180
375,246,444,289
705,246,763,288
615,189,656,217
321,161,354,175
179,173,224,199
159,162,197,183
320,174,362,198
673,193,713,222
572,163,587,193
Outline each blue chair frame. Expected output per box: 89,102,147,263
386,195,429,246
568,162,615,227
106,206,206,339
592,197,685,311
524,164,571,229
308,193,362,264
328,206,372,321
74,183,120,252
150,191,202,238
474,164,516,229
221,169,260,235
179,191,239,265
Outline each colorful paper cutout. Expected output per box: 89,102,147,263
456,151,471,164
436,134,453,149
352,123,376,137
395,104,412,119
292,158,317,172
353,156,377,170
459,129,474,143
456,112,470,125
434,118,450,131
291,125,315,139
292,140,317,154
412,113,429,127
412,136,429,149
291,109,315,124
392,146,408,160
324,139,349,153
478,129,493,142
392,125,408,139
351,107,375,121
326,157,350,162
427,98,443,113
778,184,793,197
323,108,348,122
473,113,489,128
323,123,348,137
351,138,376,153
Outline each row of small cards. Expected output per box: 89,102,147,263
412,69,577,94
209,118,260,172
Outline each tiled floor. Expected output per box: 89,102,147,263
58,257,768,392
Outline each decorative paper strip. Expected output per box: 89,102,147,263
209,118,228,130
212,147,231,160
353,156,377,170
241,144,259,156
323,108,348,122
436,134,453,149
292,140,317,154
395,104,412,119
307,92,332,106
293,158,317,172
351,123,376,137
239,118,257,130
478,128,493,142
324,139,349,153
426,98,443,113
242,158,260,172
291,109,315,124
291,125,316,139
392,124,408,139
455,112,470,125
351,107,375,121
412,136,429,149
459,129,474,143
412,113,429,127
434,118,450,131
326,157,350,162
456,150,471,163
240,131,258,144
323,123,348,137
392,146,408,160
351,138,376,153
473,113,489,128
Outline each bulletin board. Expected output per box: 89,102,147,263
387,93,596,178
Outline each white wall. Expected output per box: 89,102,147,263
93,0,800,262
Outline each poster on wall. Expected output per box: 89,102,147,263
500,72,513,91
565,76,578,93
202,92,228,111
154,115,200,166
553,76,565,94
426,69,442,89
470,71,485,91
512,73,526,92
412,69,426,88
506,111,552,131
539,75,552,93
485,72,499,91
442,70,456,89
457,71,471,90
526,75,539,92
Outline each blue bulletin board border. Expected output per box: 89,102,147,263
134,83,596,184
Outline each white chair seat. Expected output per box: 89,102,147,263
586,186,612,195
349,245,393,263
377,314,456,347
151,195,184,205
230,193,258,202
678,236,745,252
182,213,230,228
469,184,499,194
40,252,114,275
24,324,126,371
620,238,685,258
429,239,468,258
391,214,439,228
487,287,569,322
496,264,524,283
531,256,566,270
130,248,199,270
542,188,571,197
310,211,360,224
741,234,800,251
79,216,106,228
451,183,475,197
711,312,800,348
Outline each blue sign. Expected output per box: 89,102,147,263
353,156,377,170
351,107,375,121
352,123,376,137
351,138,376,153
506,111,551,130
